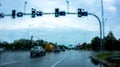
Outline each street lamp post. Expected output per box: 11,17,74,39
28,24,33,39
24,1,27,39
24,1,27,13
66,0,69,13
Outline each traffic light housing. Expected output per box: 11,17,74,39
55,8,59,17
31,8,36,18
78,9,82,17
36,11,42,16
0,13,4,18
17,12,23,17
82,11,88,16
59,11,66,16
12,10,16,18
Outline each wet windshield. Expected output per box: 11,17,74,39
0,0,120,67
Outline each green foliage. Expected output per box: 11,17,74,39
91,36,100,50
91,31,120,51
36,39,47,48
0,38,64,50
57,45,67,49
104,31,120,50
0,31,119,51
96,53,114,59
86,43,92,50
76,42,92,50
81,42,87,50
15,39,35,49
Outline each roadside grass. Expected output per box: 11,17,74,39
96,53,113,59
96,53,120,63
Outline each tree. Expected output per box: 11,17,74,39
13,39,33,50
118,39,120,51
104,31,118,50
86,43,92,50
81,42,87,50
13,39,25,49
36,39,43,46
36,39,48,48
91,36,100,50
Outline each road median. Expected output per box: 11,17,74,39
90,53,120,67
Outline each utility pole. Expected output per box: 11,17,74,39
101,0,104,51
88,13,102,52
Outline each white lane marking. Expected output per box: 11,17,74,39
51,56,68,67
0,61,22,66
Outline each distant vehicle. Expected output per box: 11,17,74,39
0,48,4,51
61,48,65,52
30,46,46,57
53,48,60,53
0,48,4,55
45,44,54,52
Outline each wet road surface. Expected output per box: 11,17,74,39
0,50,100,67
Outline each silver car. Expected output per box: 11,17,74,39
30,46,46,57
0,48,4,55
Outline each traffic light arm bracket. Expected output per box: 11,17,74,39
88,13,103,51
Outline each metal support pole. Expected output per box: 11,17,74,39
24,1,27,13
101,0,104,50
88,13,103,51
66,0,69,13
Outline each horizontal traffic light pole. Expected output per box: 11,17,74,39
3,12,78,16
0,8,87,18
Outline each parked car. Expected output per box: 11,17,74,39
30,46,46,57
0,48,4,55
61,48,65,52
53,48,60,53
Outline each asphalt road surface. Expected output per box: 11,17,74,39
0,50,100,67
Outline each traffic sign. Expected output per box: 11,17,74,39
82,12,88,16
17,12,23,17
59,11,66,16
36,11,42,16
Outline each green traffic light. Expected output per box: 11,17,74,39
31,8,36,18
78,9,82,17
55,8,59,17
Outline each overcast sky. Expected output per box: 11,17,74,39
0,0,120,46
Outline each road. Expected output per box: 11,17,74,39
0,50,100,67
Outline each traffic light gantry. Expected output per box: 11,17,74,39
0,8,103,51
0,8,88,19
